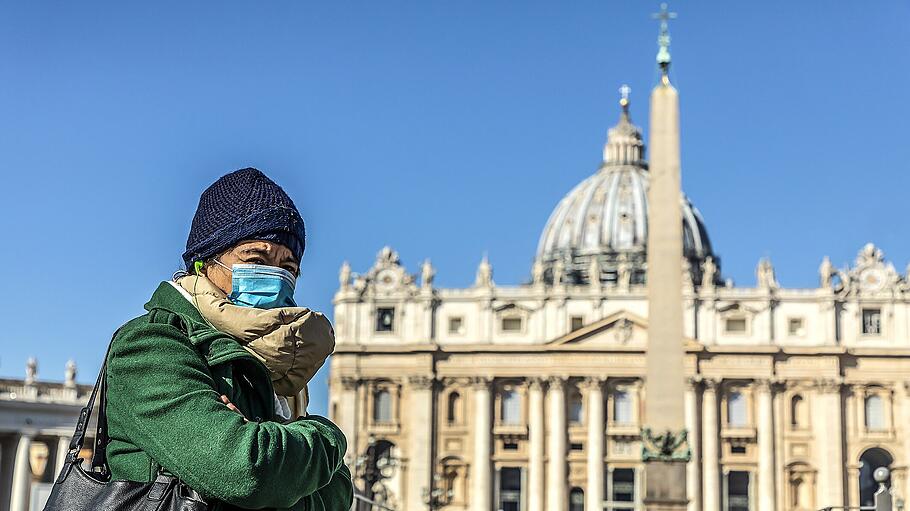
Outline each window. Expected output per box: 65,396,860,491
731,444,747,455
503,441,519,451
375,308,395,332
864,395,885,430
613,390,632,424
789,477,803,509
725,317,748,334
569,487,584,511
447,392,461,425
726,471,751,511
727,390,747,427
788,317,805,337
501,317,523,332
570,316,585,332
862,308,881,335
788,463,815,511
498,467,523,511
570,442,584,451
610,468,636,507
448,316,464,335
568,391,584,424
373,389,392,423
501,390,521,424
790,395,806,428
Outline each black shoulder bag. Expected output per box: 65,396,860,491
43,338,209,511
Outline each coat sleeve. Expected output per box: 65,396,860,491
283,463,354,511
106,320,347,509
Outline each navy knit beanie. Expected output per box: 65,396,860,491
182,168,306,268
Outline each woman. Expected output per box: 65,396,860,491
104,168,353,510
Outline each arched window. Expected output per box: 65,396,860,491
373,389,392,423
501,390,521,425
568,391,583,424
790,395,805,428
614,390,632,424
858,448,893,507
569,487,584,511
727,390,747,427
367,440,397,504
864,394,884,430
447,392,461,424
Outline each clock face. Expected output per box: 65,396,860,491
860,268,885,292
375,269,398,291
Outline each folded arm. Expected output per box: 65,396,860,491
107,321,347,509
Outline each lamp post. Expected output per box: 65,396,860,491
353,436,400,511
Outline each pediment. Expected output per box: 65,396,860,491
548,310,697,348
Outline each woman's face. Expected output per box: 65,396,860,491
204,240,299,296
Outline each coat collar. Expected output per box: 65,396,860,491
144,281,262,367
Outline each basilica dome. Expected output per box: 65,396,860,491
536,95,717,286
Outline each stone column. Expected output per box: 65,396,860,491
757,380,776,511
584,377,605,511
814,379,844,507
901,381,910,504
702,379,720,511
547,376,567,511
9,434,33,511
55,435,71,477
406,376,435,511
846,466,861,508
471,377,492,511
528,378,546,511
338,377,359,461
773,383,787,511
685,379,701,511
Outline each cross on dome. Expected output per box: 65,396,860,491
619,84,631,109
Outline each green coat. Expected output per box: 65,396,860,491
105,282,353,511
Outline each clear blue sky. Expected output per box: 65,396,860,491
1,2,908,416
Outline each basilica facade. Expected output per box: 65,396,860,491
328,95,910,511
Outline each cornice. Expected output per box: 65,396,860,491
332,341,910,361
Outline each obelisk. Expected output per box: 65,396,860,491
643,4,689,511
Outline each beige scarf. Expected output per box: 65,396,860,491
175,275,335,403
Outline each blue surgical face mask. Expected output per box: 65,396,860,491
213,260,298,309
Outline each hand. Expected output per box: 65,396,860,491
221,395,249,422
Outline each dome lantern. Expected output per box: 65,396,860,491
603,85,646,166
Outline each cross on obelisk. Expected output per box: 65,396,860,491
643,3,690,511
652,3,677,72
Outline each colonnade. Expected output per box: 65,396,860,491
333,373,910,511
463,376,781,511
469,376,620,511
1,433,72,511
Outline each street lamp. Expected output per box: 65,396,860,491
352,436,399,511
421,473,454,510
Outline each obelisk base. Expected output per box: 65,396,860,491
643,461,688,511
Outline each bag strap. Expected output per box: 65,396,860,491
90,363,110,473
64,330,119,472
